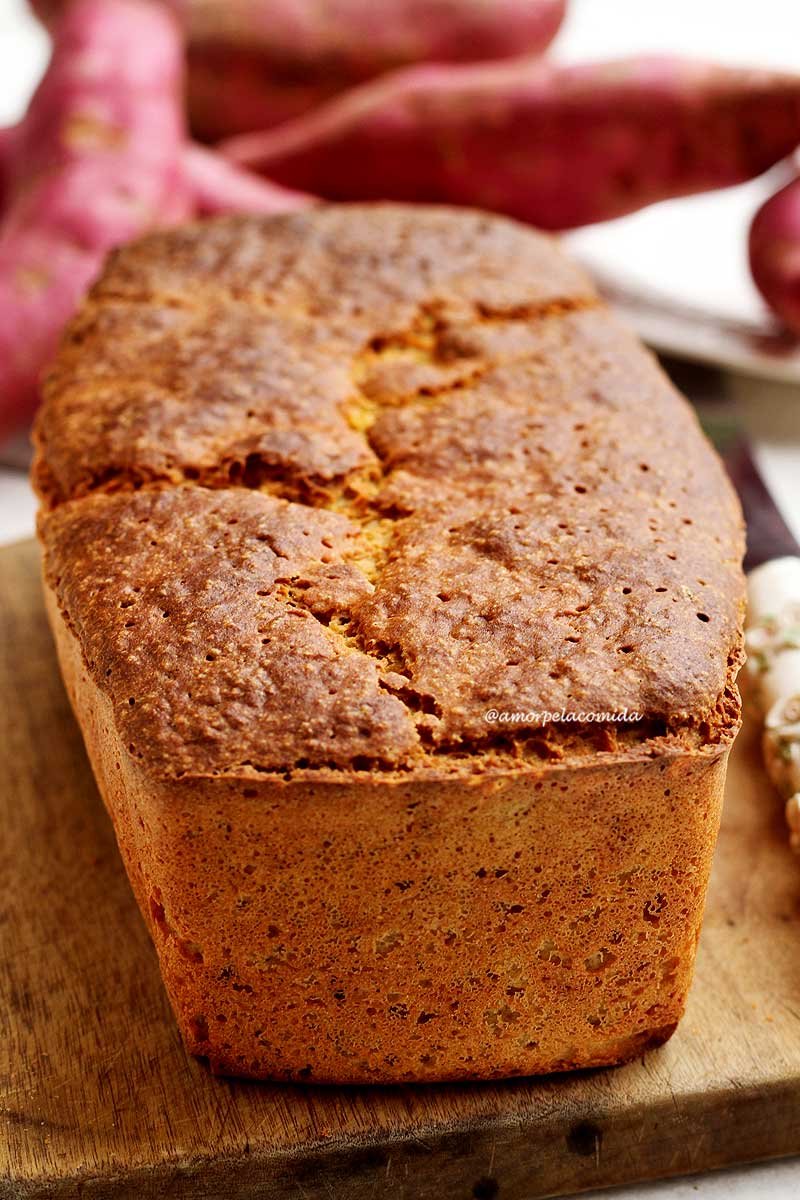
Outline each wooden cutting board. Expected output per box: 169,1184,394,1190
3,537,800,1200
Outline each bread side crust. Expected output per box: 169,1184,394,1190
46,579,730,1083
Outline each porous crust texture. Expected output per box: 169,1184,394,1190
34,205,745,1083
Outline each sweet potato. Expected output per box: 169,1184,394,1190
223,55,800,231
0,127,17,212
0,0,188,437
181,142,315,215
30,0,567,140
749,175,800,334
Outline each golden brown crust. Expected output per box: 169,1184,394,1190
34,207,595,505
35,206,744,778
39,488,418,776
34,205,746,1081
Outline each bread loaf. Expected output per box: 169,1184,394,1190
33,205,745,1082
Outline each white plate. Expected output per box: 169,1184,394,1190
564,175,800,386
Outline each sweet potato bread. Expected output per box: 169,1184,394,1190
33,205,745,1083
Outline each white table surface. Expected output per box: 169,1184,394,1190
2,1,799,1196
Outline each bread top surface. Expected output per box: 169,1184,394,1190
34,205,745,781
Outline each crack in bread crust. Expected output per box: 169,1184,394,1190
34,206,745,779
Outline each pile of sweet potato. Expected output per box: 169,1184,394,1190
4,0,800,436
30,0,570,139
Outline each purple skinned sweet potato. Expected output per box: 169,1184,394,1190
31,0,568,140
185,0,567,139
1,0,189,437
749,174,800,334
223,55,800,231
0,127,18,211
181,142,315,215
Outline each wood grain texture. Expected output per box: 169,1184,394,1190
1,537,799,1200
